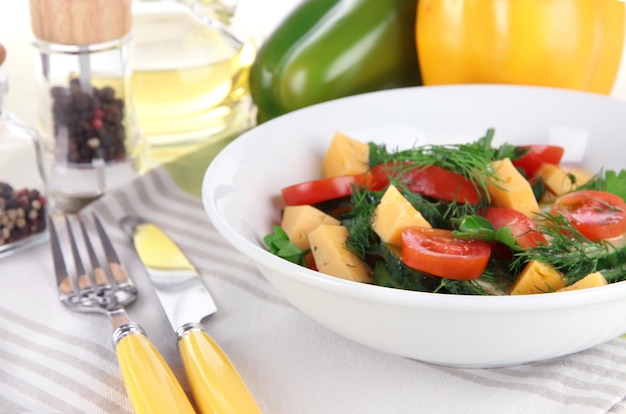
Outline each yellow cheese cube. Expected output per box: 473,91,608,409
372,185,431,245
308,225,372,283
322,131,370,178
281,205,340,250
557,272,608,292
487,158,540,218
536,163,594,197
510,260,567,295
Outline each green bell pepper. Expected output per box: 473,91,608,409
249,0,422,124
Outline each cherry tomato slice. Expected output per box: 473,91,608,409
512,145,564,178
281,173,372,206
370,162,482,204
401,227,491,280
551,190,626,241
484,207,547,249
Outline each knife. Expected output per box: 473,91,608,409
120,216,261,414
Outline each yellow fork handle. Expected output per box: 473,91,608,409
114,325,196,414
178,324,261,414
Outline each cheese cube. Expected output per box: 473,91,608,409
372,185,431,245
557,272,608,292
487,158,540,218
308,225,372,283
510,260,567,295
536,163,594,197
322,131,370,178
281,205,340,250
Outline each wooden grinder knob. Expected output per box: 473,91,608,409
0,43,6,66
29,0,132,45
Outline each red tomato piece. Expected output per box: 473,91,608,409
281,173,372,206
304,252,317,271
370,162,482,204
401,227,491,280
484,207,547,249
551,190,626,241
512,145,564,178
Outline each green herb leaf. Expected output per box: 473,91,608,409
572,169,626,202
263,225,308,266
454,215,497,240
494,227,518,249
452,215,518,249
605,170,626,202
498,144,527,161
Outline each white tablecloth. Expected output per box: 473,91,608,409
3,165,626,413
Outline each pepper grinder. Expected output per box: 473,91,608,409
29,0,147,212
0,43,49,257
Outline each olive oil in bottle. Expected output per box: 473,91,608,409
131,0,256,167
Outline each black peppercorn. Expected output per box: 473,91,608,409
50,78,127,164
0,182,46,246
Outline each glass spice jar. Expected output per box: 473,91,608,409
0,43,49,257
29,0,147,212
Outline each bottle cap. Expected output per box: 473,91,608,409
28,0,132,45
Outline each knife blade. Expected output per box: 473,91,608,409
120,216,261,414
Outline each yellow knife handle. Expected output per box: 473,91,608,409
113,323,197,414
177,323,261,414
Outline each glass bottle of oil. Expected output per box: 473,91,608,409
131,0,256,167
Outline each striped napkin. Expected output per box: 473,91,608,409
2,161,626,413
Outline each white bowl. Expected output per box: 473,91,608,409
202,85,626,368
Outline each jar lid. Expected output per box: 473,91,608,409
28,0,132,45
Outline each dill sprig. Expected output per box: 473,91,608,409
372,243,443,293
367,128,513,201
343,182,483,261
401,185,482,229
435,259,516,295
512,213,610,283
342,188,383,259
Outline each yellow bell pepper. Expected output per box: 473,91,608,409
416,0,625,94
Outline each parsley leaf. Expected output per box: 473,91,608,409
263,225,309,266
605,170,626,202
578,169,626,202
453,215,518,249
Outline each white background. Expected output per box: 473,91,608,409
0,0,302,126
1,0,626,127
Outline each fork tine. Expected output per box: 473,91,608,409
64,215,92,291
48,216,76,295
92,212,134,288
77,214,112,288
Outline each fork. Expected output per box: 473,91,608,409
49,213,197,414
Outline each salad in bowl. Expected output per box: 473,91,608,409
202,85,626,367
265,128,626,296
